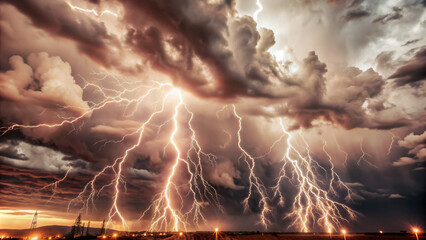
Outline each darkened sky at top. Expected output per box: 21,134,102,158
0,0,425,233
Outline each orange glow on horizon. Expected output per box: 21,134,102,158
0,210,117,230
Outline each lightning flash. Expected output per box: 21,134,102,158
65,0,119,17
253,0,264,21
0,72,358,232
1,2,358,230
232,105,272,228
273,119,357,232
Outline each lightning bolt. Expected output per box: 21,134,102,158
0,0,366,231
145,90,185,232
357,140,378,168
321,138,353,202
1,65,222,232
40,168,72,203
107,89,182,230
140,91,221,232
273,119,357,232
253,0,264,21
65,0,119,17
0,75,188,230
232,105,271,228
387,131,400,156
2,66,358,232
334,136,349,166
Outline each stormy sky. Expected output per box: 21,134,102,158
0,0,425,233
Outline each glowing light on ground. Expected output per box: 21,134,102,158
413,228,420,240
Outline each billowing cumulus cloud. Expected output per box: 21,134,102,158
0,0,425,232
0,52,89,114
393,131,426,166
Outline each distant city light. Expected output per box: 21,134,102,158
413,228,420,240
379,230,383,234
341,229,347,240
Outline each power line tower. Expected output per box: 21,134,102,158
85,221,91,236
28,211,38,239
70,213,82,238
99,219,106,236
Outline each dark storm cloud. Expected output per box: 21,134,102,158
402,38,421,46
0,163,90,210
0,0,126,70
62,155,80,161
118,0,414,130
243,54,409,130
341,9,371,22
389,47,426,87
121,0,287,99
0,52,104,163
372,6,403,24
0,157,156,219
0,140,28,160
0,0,108,46
0,0,416,132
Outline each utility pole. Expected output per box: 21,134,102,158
99,219,106,236
81,222,85,236
86,221,91,236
